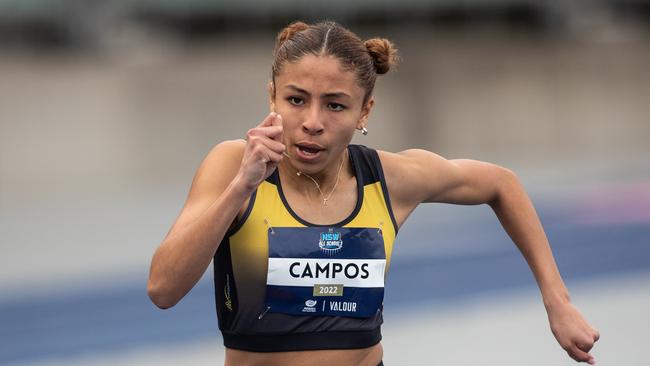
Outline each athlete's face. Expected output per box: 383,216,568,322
270,54,374,174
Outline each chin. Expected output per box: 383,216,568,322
292,161,325,175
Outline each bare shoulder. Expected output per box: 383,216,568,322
194,139,246,189
378,148,450,173
377,148,454,205
373,149,452,226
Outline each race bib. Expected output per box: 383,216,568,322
265,227,386,318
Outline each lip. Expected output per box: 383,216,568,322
294,143,325,161
295,141,325,150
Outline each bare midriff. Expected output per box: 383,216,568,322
225,342,383,366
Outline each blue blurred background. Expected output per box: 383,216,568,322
1,1,649,365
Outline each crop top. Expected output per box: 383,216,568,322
212,144,398,352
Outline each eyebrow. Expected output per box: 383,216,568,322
284,84,351,99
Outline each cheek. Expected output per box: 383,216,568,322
277,115,301,142
331,119,358,141
327,115,359,138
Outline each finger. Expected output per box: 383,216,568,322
268,113,283,141
247,125,283,141
258,112,279,128
576,339,594,353
592,328,600,342
265,150,283,164
271,113,283,127
246,133,286,154
567,345,595,364
248,139,285,166
255,151,283,168
246,126,282,142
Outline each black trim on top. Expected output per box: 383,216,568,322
351,144,380,185
265,167,280,184
225,189,258,237
364,147,400,234
222,327,381,352
275,145,364,227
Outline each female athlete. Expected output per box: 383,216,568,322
147,20,600,366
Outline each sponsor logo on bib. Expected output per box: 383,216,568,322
302,299,317,313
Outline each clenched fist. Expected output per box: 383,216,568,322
547,301,600,364
237,112,286,191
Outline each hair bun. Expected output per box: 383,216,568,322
275,21,310,51
364,38,399,75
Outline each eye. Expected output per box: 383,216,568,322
328,102,345,112
287,96,304,106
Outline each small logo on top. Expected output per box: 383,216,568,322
319,228,343,254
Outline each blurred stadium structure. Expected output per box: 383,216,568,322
1,1,650,49
1,1,649,365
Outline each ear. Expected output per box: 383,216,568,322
357,96,375,130
268,81,276,113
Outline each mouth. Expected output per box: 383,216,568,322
295,143,324,160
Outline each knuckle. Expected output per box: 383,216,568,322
579,334,593,345
272,143,284,153
592,328,600,340
576,341,591,351
252,145,265,154
248,135,264,146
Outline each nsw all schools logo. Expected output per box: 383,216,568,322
318,229,343,254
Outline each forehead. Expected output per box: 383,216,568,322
275,54,364,99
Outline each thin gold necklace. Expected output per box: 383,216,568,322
282,150,346,206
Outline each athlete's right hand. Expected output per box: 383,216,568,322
236,112,285,191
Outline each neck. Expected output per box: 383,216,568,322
280,148,350,200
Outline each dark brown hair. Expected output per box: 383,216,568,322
271,20,399,106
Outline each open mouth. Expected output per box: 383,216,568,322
295,143,324,158
298,145,321,155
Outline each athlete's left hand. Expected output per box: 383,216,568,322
546,301,600,364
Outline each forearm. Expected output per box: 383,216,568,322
488,170,570,309
148,175,251,308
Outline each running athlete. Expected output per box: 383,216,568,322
147,20,600,366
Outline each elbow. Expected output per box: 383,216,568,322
147,279,179,310
500,166,520,186
489,166,521,205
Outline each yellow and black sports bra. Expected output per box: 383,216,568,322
213,144,398,352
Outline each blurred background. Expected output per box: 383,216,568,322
1,0,649,365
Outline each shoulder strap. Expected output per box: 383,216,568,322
265,167,280,185
349,144,399,233
348,144,381,185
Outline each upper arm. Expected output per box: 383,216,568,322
163,139,246,240
380,148,514,209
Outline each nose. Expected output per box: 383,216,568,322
301,105,324,135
